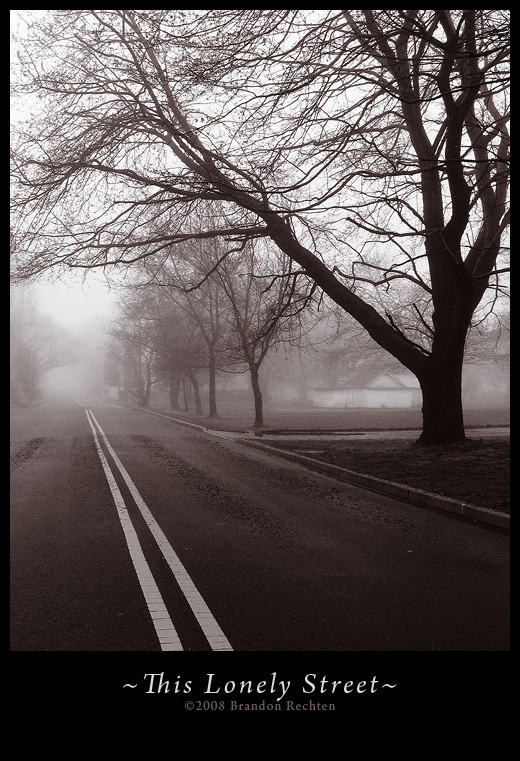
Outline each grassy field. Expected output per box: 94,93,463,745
148,402,510,433
146,402,510,514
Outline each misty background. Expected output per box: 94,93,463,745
10,273,510,420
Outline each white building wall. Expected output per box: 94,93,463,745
365,388,413,408
313,387,420,409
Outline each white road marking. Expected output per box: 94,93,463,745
87,409,233,652
85,410,183,651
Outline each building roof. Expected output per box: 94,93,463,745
336,371,379,389
315,371,420,391
366,372,420,389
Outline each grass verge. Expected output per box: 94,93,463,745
273,437,510,514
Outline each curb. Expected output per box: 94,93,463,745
239,439,510,533
135,406,510,533
140,407,210,432
116,404,208,430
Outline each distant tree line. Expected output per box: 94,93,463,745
105,235,314,426
10,283,76,405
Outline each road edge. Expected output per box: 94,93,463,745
240,439,510,532
133,406,510,533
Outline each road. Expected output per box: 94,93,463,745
10,395,510,652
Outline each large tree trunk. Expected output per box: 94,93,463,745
207,345,218,418
137,390,149,407
189,371,203,415
169,367,181,410
250,363,264,428
182,379,189,411
417,367,466,446
416,300,470,445
137,364,152,408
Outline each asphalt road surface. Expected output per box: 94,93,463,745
10,395,510,652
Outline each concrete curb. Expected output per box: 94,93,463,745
114,404,208,430
139,407,211,432
239,439,510,533
136,406,510,533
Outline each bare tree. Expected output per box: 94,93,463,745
147,292,207,414
217,241,311,427
11,10,509,443
109,294,158,408
141,240,230,418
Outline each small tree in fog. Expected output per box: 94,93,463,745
217,242,312,427
148,294,207,414
109,295,157,408
141,243,230,418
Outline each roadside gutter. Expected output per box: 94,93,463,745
136,407,510,533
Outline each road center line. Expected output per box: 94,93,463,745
85,410,183,651
87,409,234,652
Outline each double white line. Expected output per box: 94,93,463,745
85,409,233,652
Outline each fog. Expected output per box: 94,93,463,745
10,276,113,406
36,277,114,332
40,317,108,401
12,276,509,415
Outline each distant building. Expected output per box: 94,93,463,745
312,371,422,409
